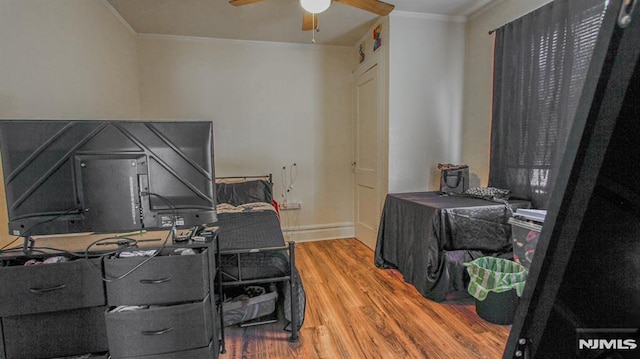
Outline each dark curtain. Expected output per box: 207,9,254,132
488,0,608,209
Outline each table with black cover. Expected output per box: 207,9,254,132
374,192,531,302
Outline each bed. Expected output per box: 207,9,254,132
213,175,306,346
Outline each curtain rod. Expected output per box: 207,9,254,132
488,22,505,35
487,0,554,35
489,0,635,34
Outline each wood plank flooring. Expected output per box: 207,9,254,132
219,238,510,359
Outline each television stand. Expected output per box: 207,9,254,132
21,235,34,255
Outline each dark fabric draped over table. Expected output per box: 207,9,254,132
374,192,531,302
489,0,607,208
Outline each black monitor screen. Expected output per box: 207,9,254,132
0,120,217,236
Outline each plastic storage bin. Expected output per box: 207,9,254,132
509,209,546,270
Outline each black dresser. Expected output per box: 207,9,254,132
0,238,220,359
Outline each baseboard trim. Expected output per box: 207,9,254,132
282,222,354,242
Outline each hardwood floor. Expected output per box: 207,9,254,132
219,238,510,359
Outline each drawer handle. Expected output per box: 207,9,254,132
139,277,172,284
141,327,174,336
29,284,67,293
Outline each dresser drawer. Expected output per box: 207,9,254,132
2,306,108,359
105,296,213,358
123,340,218,359
0,258,105,317
105,249,210,306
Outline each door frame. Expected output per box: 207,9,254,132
352,44,388,249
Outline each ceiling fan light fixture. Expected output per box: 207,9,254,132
300,0,331,14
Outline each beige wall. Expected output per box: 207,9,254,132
0,0,140,246
352,12,466,196
462,0,552,185
388,12,466,193
0,0,141,119
137,36,355,241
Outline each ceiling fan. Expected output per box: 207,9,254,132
229,0,395,31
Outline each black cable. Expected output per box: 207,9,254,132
82,236,137,279
0,247,49,255
140,191,179,228
83,191,178,283
1,236,138,258
0,237,21,252
0,207,80,253
83,232,173,283
0,194,179,283
24,246,88,258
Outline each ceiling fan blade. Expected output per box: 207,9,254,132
335,0,394,16
229,0,268,6
302,12,319,31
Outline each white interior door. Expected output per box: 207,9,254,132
354,64,382,250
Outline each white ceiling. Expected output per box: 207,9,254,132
105,0,491,46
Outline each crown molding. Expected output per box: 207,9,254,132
391,10,467,23
137,33,353,51
99,0,137,36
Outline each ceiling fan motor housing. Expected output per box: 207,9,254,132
300,0,332,14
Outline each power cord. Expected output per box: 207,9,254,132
83,231,173,283
0,193,182,283
280,163,299,242
83,191,179,283
280,163,298,205
0,206,80,254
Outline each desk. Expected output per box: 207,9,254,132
374,192,530,302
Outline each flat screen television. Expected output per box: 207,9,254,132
0,120,217,241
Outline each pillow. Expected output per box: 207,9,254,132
216,180,273,206
464,187,510,201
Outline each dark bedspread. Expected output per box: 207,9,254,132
216,210,289,280
375,192,531,302
216,210,285,251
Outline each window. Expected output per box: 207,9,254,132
488,0,607,208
